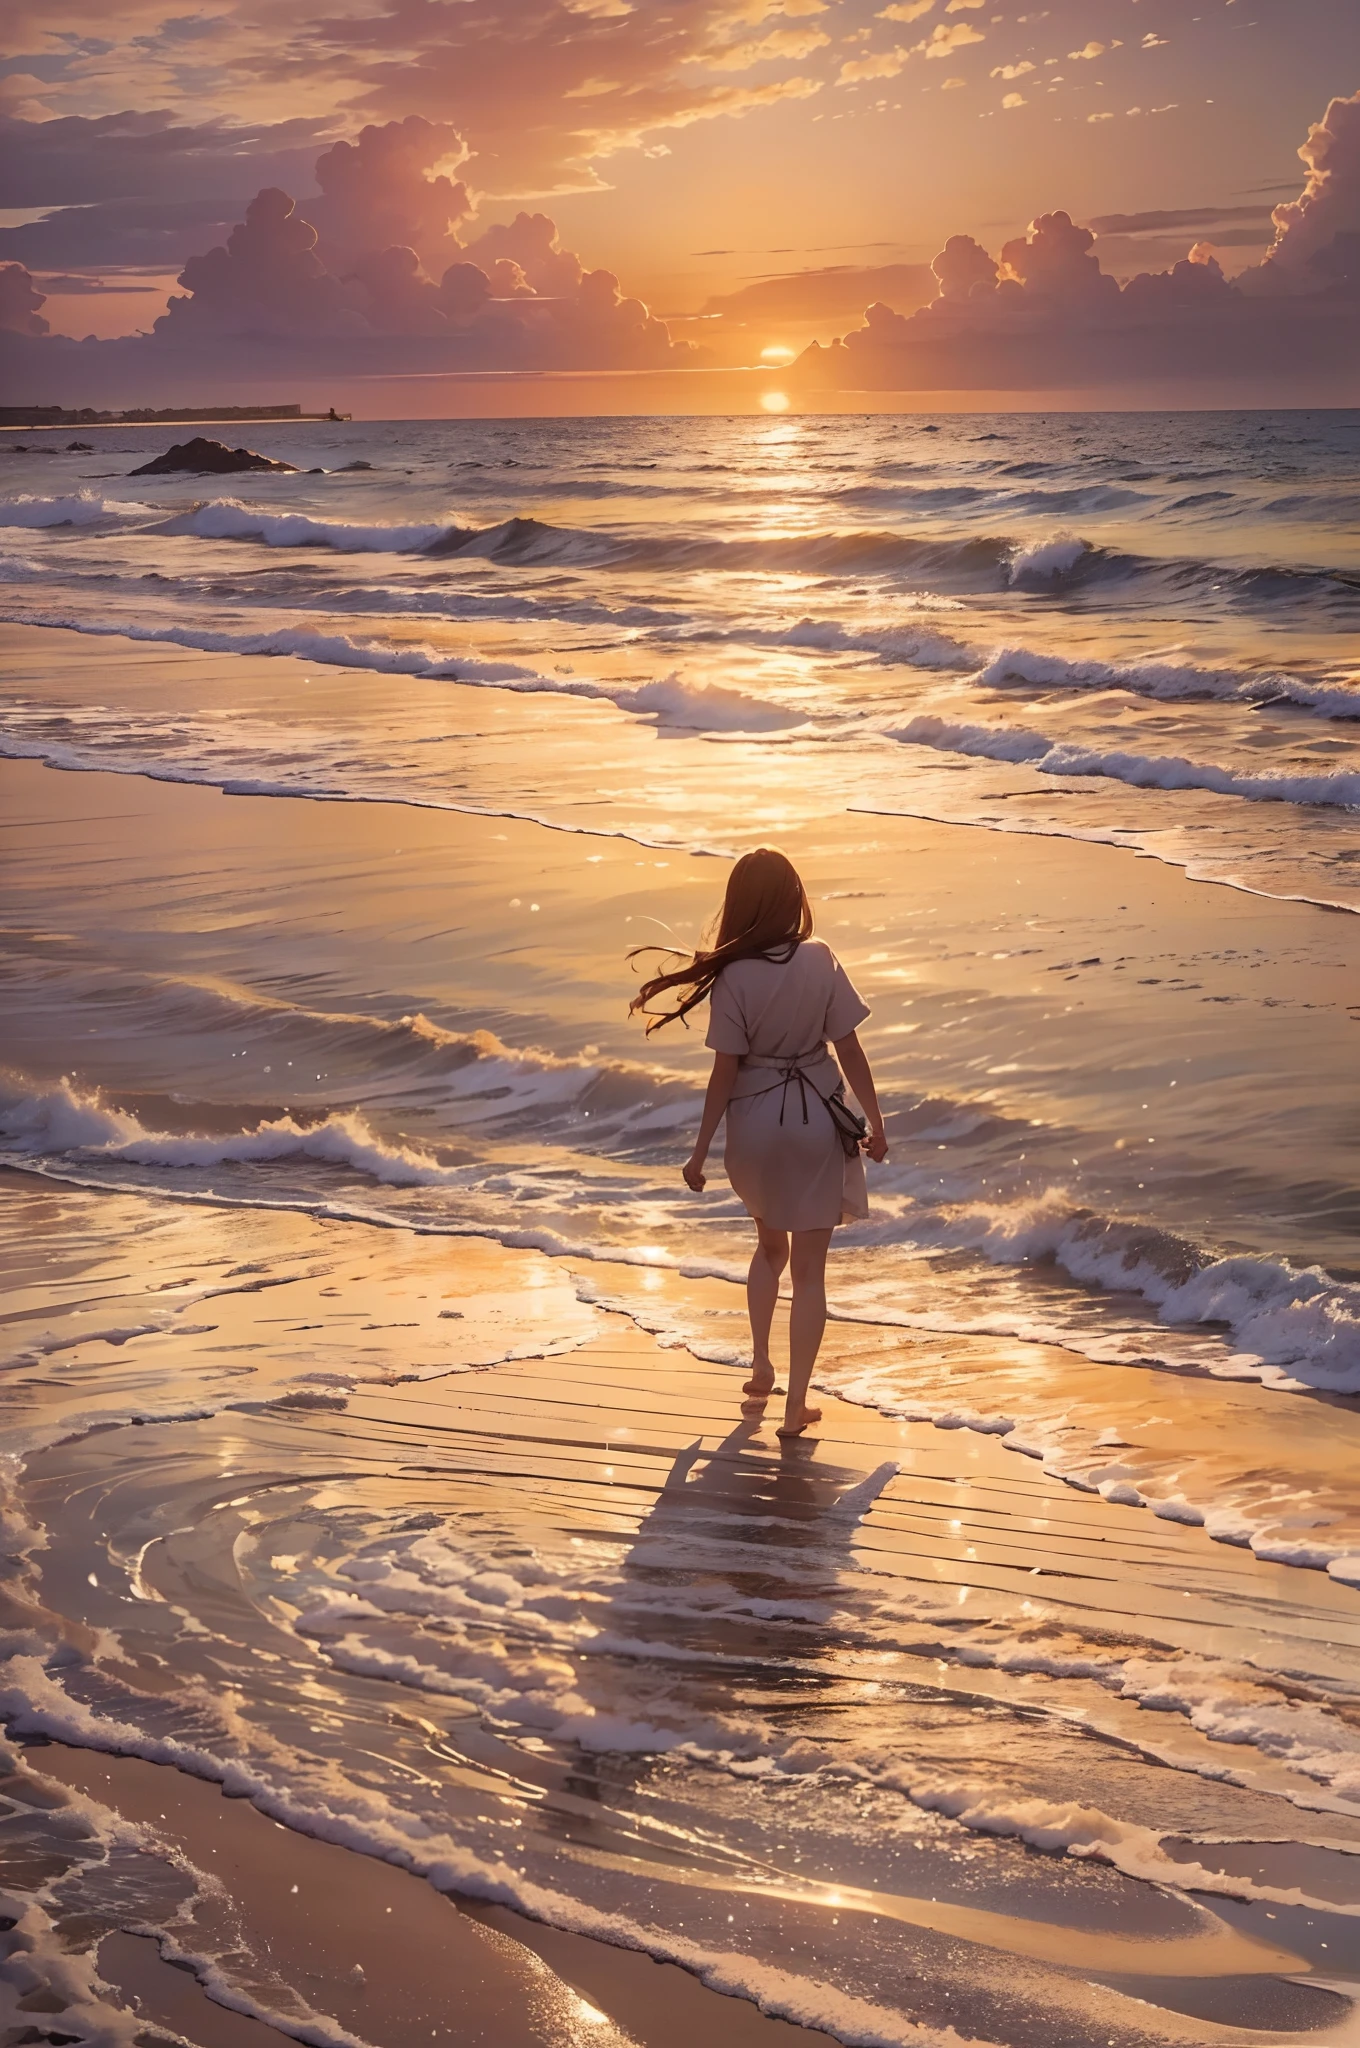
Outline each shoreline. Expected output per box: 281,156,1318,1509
2,713,1359,1585
1,612,1357,918
9,1739,819,2048
3,1176,1358,2045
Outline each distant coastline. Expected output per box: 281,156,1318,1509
0,404,350,429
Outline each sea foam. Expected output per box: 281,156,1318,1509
884,712,1360,812
157,499,449,552
0,493,154,528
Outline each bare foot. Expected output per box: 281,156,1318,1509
777,1404,822,1439
742,1364,778,1398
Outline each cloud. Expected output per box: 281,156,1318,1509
919,22,985,58
1256,89,1360,286
35,274,160,295
0,263,49,335
1068,42,1108,60
308,118,473,276
0,111,337,208
1088,205,1274,237
157,188,365,340
461,212,588,295
839,47,911,82
700,261,937,320
991,62,1035,79
3,2,835,200
281,0,829,193
877,0,935,18
149,179,693,364
694,25,830,68
0,73,57,122
0,198,243,273
793,92,1360,399
932,233,999,299
6,126,701,391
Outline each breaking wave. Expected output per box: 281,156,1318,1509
8,488,1359,625
0,609,801,731
871,1185,1360,1395
156,499,451,552
0,492,155,528
4,1078,1355,1396
884,711,1360,812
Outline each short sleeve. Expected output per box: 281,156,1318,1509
824,955,870,1041
705,969,750,1053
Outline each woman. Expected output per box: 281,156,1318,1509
630,848,887,1439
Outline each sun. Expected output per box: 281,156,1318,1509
760,344,795,363
760,390,791,413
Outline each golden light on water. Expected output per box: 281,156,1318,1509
760,390,791,413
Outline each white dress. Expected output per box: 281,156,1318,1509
705,939,871,1231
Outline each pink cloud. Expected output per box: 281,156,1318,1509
8,125,699,386
157,188,365,340
1254,89,1360,288
0,261,49,334
309,117,473,277
794,90,1360,397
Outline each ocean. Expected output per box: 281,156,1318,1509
1,409,1359,2045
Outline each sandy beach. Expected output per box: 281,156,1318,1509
5,402,1360,2048
5,1169,1358,2046
3,611,1360,2046
4,0,1360,2018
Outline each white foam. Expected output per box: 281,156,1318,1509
883,711,1360,814
0,493,154,529
614,672,805,732
0,1078,458,1185
0,1657,995,2048
0,1759,382,2048
0,1894,146,2048
1006,533,1090,581
0,610,796,733
977,644,1360,721
868,1776,1356,1914
706,614,1360,727
158,499,447,553
704,617,977,671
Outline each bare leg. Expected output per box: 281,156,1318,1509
778,1227,833,1437
744,1220,788,1397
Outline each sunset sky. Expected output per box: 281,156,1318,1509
1,0,1356,408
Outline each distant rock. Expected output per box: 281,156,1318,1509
129,437,298,477
67,440,93,451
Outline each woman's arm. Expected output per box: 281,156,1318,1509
833,1030,889,1162
683,1051,741,1190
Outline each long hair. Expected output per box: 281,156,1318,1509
628,846,813,1035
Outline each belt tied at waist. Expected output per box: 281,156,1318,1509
739,1045,832,1126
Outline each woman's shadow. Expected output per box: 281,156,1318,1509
610,1413,900,1669
555,1414,900,1816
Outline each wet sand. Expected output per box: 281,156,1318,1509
3,695,1360,2046
4,1177,1359,2044
15,1743,820,2047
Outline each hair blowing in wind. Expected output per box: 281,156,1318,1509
628,847,813,1034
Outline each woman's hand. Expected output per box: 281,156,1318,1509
864,1123,889,1164
684,1054,738,1194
